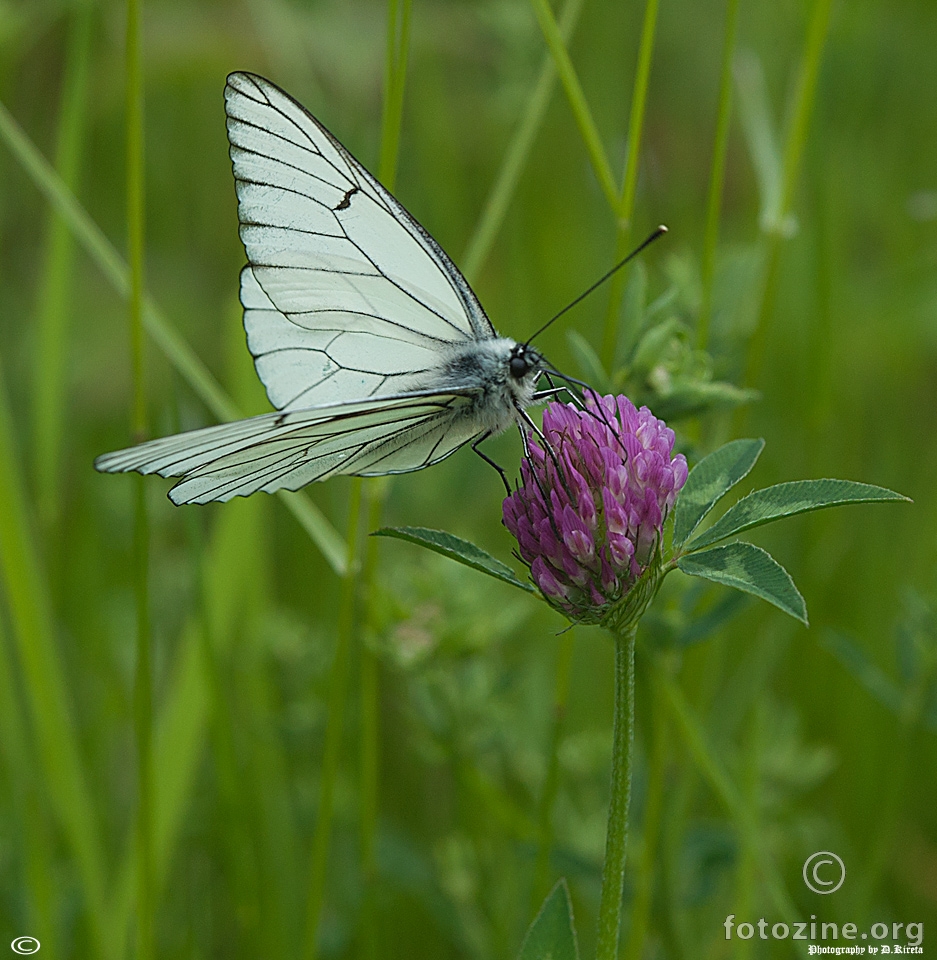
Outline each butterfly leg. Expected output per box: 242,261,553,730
514,405,576,504
472,432,511,496
540,368,629,458
536,372,579,406
513,418,567,545
532,386,568,402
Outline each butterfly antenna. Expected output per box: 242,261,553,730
525,225,668,346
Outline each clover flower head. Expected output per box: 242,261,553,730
503,393,688,625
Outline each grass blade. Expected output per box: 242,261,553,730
0,354,112,958
744,0,835,385
30,0,94,529
463,0,585,282
304,4,414,957
697,0,741,349
0,98,347,574
600,0,662,367
0,616,57,953
108,496,270,957
303,480,364,960
654,660,808,956
528,0,618,209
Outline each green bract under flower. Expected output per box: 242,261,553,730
503,394,687,626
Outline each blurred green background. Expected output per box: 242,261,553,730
0,0,935,957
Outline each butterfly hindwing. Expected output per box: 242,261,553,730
95,393,482,504
225,72,495,412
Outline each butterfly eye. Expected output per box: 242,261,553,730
510,355,530,379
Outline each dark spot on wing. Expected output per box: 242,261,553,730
335,186,359,211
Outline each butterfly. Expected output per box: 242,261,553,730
95,72,551,504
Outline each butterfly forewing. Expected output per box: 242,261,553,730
224,72,494,413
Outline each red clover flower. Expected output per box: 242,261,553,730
503,393,688,627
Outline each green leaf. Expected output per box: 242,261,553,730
733,50,796,237
677,542,807,625
518,879,579,960
686,479,911,551
650,381,759,422
615,259,647,366
677,590,751,648
566,330,611,395
822,631,903,717
374,526,536,595
672,439,765,546
630,316,684,377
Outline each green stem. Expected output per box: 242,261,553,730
463,0,584,282
616,0,660,231
745,0,834,386
531,629,576,909
0,355,111,957
855,653,934,916
359,479,389,960
125,0,154,952
654,659,808,957
528,0,618,209
697,0,741,350
0,100,348,575
378,0,413,187
183,507,260,948
303,479,364,960
599,0,661,369
731,703,762,960
622,662,668,960
0,614,57,954
30,0,93,530
595,626,637,960
352,0,413,947
359,644,380,960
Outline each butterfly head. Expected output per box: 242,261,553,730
508,343,542,383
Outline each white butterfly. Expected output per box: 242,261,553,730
95,72,548,504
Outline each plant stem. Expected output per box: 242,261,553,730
531,629,576,910
352,0,413,949
0,355,110,956
463,0,584,282
697,0,741,350
528,0,618,209
745,0,834,387
0,102,348,574
622,661,668,960
303,479,364,960
31,0,93,530
378,0,413,188
595,625,637,960
125,0,154,951
600,0,661,369
359,479,389,960
654,659,808,956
